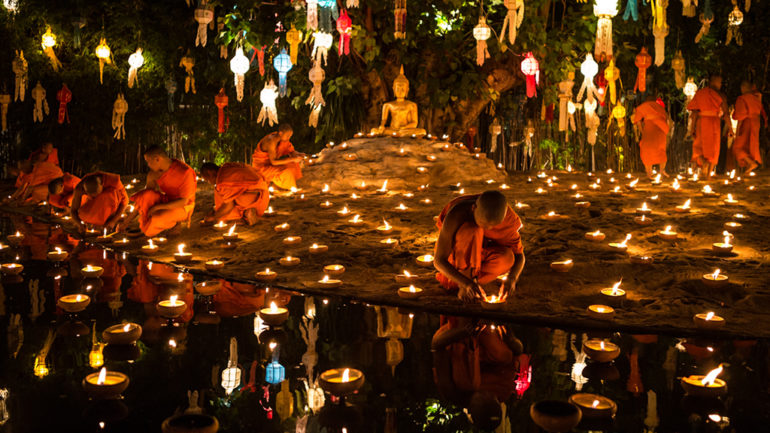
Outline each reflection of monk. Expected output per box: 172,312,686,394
120,146,197,237
370,66,426,137
732,81,766,172
252,124,304,190
71,172,129,232
432,316,521,431
47,173,81,212
213,282,264,317
688,75,728,178
434,191,525,303
199,162,270,226
3,161,63,205
633,93,671,178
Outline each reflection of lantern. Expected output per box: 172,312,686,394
394,0,407,39
95,38,112,84
33,355,49,378
577,54,599,103
257,80,279,126
273,49,293,97
520,52,539,98
336,10,352,56
286,25,302,64
221,337,241,395
473,16,491,66
41,27,62,71
385,338,404,375
230,47,250,102
683,77,697,100
89,343,104,368
128,48,144,88
612,103,626,135
593,0,618,61
317,0,339,32
266,361,285,384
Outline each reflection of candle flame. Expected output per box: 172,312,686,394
97,367,107,385
342,368,350,382
701,364,723,386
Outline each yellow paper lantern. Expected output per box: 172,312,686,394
95,38,112,84
41,27,62,71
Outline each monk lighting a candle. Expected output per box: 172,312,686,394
198,162,270,226
251,124,305,190
434,190,525,303
69,171,129,234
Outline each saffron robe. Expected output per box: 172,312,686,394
48,173,81,209
252,134,302,189
23,162,63,204
732,92,765,166
77,172,129,226
131,159,196,237
214,163,270,220
633,101,670,166
688,87,724,165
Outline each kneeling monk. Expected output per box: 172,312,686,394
121,146,196,237
3,160,63,205
434,190,526,303
48,173,82,212
71,172,129,231
252,123,305,190
199,162,270,226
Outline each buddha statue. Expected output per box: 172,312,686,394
371,66,426,138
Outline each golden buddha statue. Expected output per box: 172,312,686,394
371,66,426,138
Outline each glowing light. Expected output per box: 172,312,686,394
701,364,723,386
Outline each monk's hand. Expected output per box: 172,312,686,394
503,279,517,297
458,281,482,303
148,204,166,216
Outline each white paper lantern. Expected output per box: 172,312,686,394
576,54,600,103
127,48,144,88
257,80,279,126
473,16,491,66
221,337,241,395
230,47,250,102
593,0,618,60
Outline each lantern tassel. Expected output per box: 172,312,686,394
652,24,668,66
594,17,613,61
43,47,62,72
476,40,489,66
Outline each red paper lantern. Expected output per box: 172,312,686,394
520,52,539,98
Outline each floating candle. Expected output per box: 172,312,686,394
157,295,186,318
323,264,346,276
702,269,728,288
380,238,399,248
82,264,104,278
416,254,434,268
587,305,615,320
205,259,225,271
318,274,342,288
274,222,290,232
398,285,423,299
279,256,300,266
394,203,409,212
377,220,393,234
675,198,692,213
635,202,652,216
309,243,328,254
681,365,727,397
173,243,193,264
319,368,365,395
47,247,68,262
585,230,605,242
550,259,573,272
658,225,678,241
256,268,277,282
582,339,620,363
83,368,129,399
259,301,289,326
102,323,142,345
608,234,632,252
337,206,351,216
57,294,91,313
142,239,159,254
282,236,302,246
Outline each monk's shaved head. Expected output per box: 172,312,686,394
200,162,220,184
474,190,508,228
48,177,64,195
143,145,171,172
143,145,168,158
82,174,103,196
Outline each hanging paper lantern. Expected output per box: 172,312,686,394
604,59,620,105
584,99,600,146
312,32,333,66
165,78,177,112
671,50,685,89
652,22,668,66
56,84,71,124
337,10,352,56
473,16,491,66
12,50,27,102
593,0,618,61
347,0,359,7
576,54,600,103
0,92,10,132
179,52,196,94
681,0,697,17
33,355,49,378
520,52,539,98
307,0,319,31
31,81,49,123
218,22,228,59
254,45,267,76
41,27,62,71
128,48,144,88
266,361,285,385
683,77,697,100
221,337,242,395
94,38,112,85
634,47,652,93
194,6,214,47
317,0,339,32
215,88,229,134
230,47,250,102
3,0,18,12
273,49,293,97
557,72,575,132
394,0,407,39
623,0,639,21
71,17,86,49
695,14,713,43
306,60,326,128
612,103,627,136
500,0,525,44
112,93,128,140
257,80,279,127
726,5,744,46
286,25,303,64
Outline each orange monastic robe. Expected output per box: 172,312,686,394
252,135,302,189
732,92,765,166
688,87,724,166
215,163,270,221
16,148,60,188
24,162,64,204
49,173,81,209
131,159,196,237
633,101,670,167
78,172,129,226
435,195,524,291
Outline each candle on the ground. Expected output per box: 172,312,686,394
205,259,225,271
587,304,615,320
195,280,222,296
355,181,368,191
323,264,346,276
670,178,681,192
515,202,530,209
416,166,428,174
648,194,659,201
157,295,186,318
585,230,605,241
348,214,364,226
426,154,437,162
96,228,112,243
377,220,393,234
724,194,738,204
142,239,159,254
724,221,742,229
582,339,620,362
395,269,418,283
114,237,130,245
568,393,617,418
394,203,409,212
319,368,365,395
681,365,727,397
344,153,357,161
282,236,302,246
102,323,142,345
264,206,276,216
256,268,277,282
280,256,300,266
213,220,228,230
223,224,239,242
174,243,193,263
320,200,333,209
575,201,591,208
712,231,733,254
535,187,547,195
318,274,342,288
626,178,639,190
57,294,91,313
702,268,728,287
82,264,104,278
380,238,399,248
693,311,725,329
733,213,749,220
47,247,68,262
500,183,510,190
543,211,562,221
376,180,389,194
420,198,433,205
610,186,622,196
609,233,632,252
634,214,652,226
630,255,654,265
259,301,289,326
658,225,678,241
7,231,23,244
337,206,351,217
635,202,652,216
702,185,716,196
274,222,290,232
398,285,423,299
309,243,328,254
83,367,129,399
416,254,434,268
550,259,573,273
600,280,626,302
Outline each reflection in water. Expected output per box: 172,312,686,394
0,214,768,432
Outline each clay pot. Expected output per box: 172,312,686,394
529,400,582,433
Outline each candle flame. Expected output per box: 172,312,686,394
14,231,20,237
97,367,107,385
227,224,236,236
711,269,721,279
654,174,661,182
727,194,734,201
379,180,389,191
55,247,62,253
611,279,622,295
650,195,659,200
563,259,573,265
266,206,274,213
403,270,411,277
177,244,185,254
682,199,691,209
547,211,556,216
269,301,279,313
641,202,649,211
613,186,620,192
567,164,572,172
705,311,715,321
664,225,672,233
382,220,391,229
322,184,330,193
123,323,131,332
409,285,417,293
215,220,226,227
360,181,366,187
703,185,713,193
723,231,732,246
619,233,631,247
701,364,723,386
340,206,349,215
600,341,605,350
592,400,600,408
591,230,602,236
321,275,329,282
312,243,319,248
672,179,680,189
397,203,407,210
264,268,271,274
75,294,83,301
342,368,350,382
351,214,361,222
630,178,639,187
571,184,578,190
596,306,606,313
86,264,94,271
169,295,178,305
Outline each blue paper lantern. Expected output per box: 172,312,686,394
266,361,285,384
273,49,293,97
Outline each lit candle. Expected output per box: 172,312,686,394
586,305,615,321
702,185,716,196
309,243,329,254
394,269,418,283
195,280,222,296
377,220,393,234
568,393,617,418
255,268,277,282
259,301,289,326
394,203,409,212
380,238,399,248
416,254,434,268
348,214,364,226
337,206,351,216
282,236,302,246
81,264,104,278
355,181,368,191
626,178,639,190
7,231,24,244
608,233,632,252
47,247,68,262
712,231,733,254
724,221,742,229
658,225,678,241
279,256,300,266
670,178,681,192
681,364,727,397
344,153,358,161
223,224,239,242
648,194,659,201
0,262,22,276
213,220,228,230
157,295,186,318
588,182,600,190
274,222,290,232
514,202,530,210
350,193,360,200
500,183,510,190
323,264,346,276
173,243,193,263
318,274,342,288
481,293,506,310
582,339,620,363
651,174,662,185
585,230,605,242
535,187,547,195
264,206,276,216
630,255,654,265
550,259,573,273
702,269,728,287
675,198,692,213
320,200,333,209
723,194,738,204
57,294,91,313
420,198,433,205
398,147,407,156
398,284,423,299
600,280,627,302
416,166,428,174
114,237,130,245
205,259,225,271
635,202,652,216
441,143,451,151
102,323,142,345
426,154,437,162
542,211,562,221
634,214,652,226
96,228,113,243
319,368,365,395
152,236,168,245
376,180,389,194
142,239,159,254
733,213,749,220
83,367,129,399
402,192,414,199
610,186,622,196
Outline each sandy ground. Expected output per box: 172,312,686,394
5,137,770,338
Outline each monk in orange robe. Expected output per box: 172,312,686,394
47,173,81,212
10,143,59,188
434,190,525,303
3,160,63,205
732,81,766,172
432,316,522,431
71,171,129,231
633,94,671,178
252,124,305,190
687,75,728,178
120,146,197,237
199,162,270,226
